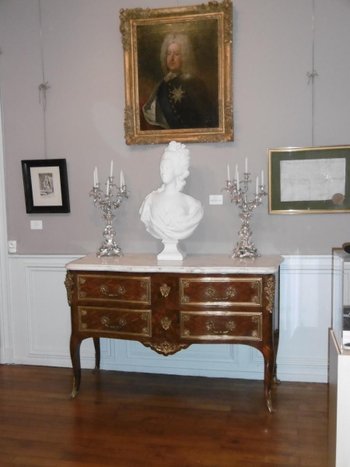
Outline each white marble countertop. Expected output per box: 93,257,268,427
66,253,283,274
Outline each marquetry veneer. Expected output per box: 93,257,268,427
65,254,283,412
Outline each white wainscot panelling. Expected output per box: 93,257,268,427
6,255,332,382
8,255,95,367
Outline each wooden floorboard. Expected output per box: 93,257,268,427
0,365,329,466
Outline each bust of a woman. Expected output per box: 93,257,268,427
139,141,204,260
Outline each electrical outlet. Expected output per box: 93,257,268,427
8,240,17,253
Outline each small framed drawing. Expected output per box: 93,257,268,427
269,146,350,214
21,159,70,213
119,0,233,145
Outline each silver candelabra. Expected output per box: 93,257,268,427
89,176,128,257
223,169,267,259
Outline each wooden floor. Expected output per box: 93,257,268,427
0,365,329,467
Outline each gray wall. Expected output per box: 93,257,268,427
0,0,349,256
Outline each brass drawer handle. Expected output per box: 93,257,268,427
224,287,237,299
100,284,126,298
101,316,127,330
205,286,237,300
206,319,236,335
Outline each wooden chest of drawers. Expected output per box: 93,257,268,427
65,254,282,412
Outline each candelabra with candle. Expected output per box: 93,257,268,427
89,163,128,257
223,159,267,259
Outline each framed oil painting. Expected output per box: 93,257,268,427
269,146,350,214
21,159,70,213
119,0,233,145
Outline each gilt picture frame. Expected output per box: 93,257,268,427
269,146,350,214
21,159,70,213
119,0,233,145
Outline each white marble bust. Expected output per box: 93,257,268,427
139,141,204,261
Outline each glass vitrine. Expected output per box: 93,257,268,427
332,247,350,350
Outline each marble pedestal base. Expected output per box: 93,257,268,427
157,240,186,261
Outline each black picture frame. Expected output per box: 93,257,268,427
21,159,70,213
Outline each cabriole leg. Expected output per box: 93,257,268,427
262,347,274,413
70,334,82,398
93,337,101,371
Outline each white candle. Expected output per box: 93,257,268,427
110,160,114,178
93,167,99,187
235,165,239,185
261,169,264,186
106,178,110,195
120,169,125,187
227,164,231,181
245,157,248,173
256,175,259,194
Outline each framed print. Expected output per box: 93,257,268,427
21,159,70,213
119,0,233,145
269,146,350,214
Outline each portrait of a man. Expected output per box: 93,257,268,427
120,0,233,144
140,29,219,131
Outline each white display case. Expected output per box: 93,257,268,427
331,248,350,349
329,247,350,467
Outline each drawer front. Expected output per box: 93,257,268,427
78,306,151,337
179,277,262,306
180,311,262,341
77,274,151,304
